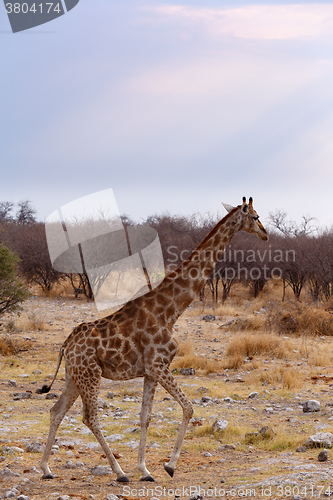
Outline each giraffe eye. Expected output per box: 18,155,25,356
253,216,259,221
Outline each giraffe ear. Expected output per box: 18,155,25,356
222,202,235,213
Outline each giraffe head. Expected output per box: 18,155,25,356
223,197,269,241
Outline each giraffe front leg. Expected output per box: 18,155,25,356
150,365,193,478
137,376,157,482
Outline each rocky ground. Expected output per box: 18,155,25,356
1,296,333,500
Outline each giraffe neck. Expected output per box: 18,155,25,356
163,207,243,319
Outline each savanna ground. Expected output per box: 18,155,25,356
2,281,333,499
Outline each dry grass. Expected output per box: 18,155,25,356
0,337,17,356
217,292,333,339
171,340,224,374
308,349,332,367
191,419,302,452
222,353,245,370
245,428,304,451
0,336,32,356
16,312,46,332
247,364,305,389
282,367,304,389
225,332,293,359
256,365,284,386
228,315,265,332
263,300,333,337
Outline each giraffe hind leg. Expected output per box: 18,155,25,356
75,367,130,482
40,374,79,479
81,397,129,482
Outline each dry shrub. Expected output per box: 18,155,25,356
226,332,292,359
176,340,194,357
5,320,19,333
308,350,331,367
192,424,214,437
257,365,284,385
251,365,304,389
0,337,16,355
0,336,32,356
279,313,299,333
215,303,241,318
203,359,224,374
266,300,333,337
244,426,276,445
222,353,244,370
229,315,265,332
16,312,45,332
282,367,304,389
27,313,45,331
298,305,333,336
171,341,223,374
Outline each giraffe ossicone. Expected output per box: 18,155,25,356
38,197,268,482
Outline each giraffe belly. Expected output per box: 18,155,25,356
99,355,145,381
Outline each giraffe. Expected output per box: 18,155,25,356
37,197,268,483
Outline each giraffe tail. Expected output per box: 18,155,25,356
36,347,64,394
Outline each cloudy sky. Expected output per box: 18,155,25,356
1,0,333,229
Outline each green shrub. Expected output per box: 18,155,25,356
0,243,30,318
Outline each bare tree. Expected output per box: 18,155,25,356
145,212,217,273
15,223,61,292
268,209,318,237
16,200,37,225
303,232,333,301
0,201,14,222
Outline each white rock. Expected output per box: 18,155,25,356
5,492,16,499
305,432,333,448
223,397,235,403
248,392,259,399
26,442,44,453
65,460,75,469
105,434,125,442
2,446,24,454
217,444,236,451
303,400,321,413
91,465,111,476
212,419,228,432
127,439,139,450
124,427,140,434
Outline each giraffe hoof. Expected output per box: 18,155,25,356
140,475,156,482
117,475,130,483
42,473,54,479
163,464,174,477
